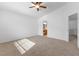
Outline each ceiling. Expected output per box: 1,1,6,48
0,2,67,19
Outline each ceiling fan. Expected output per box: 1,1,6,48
29,2,47,11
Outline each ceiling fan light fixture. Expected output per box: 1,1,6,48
35,5,39,8
29,2,47,11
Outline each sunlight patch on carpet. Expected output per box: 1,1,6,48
14,39,35,54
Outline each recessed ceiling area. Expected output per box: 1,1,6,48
0,2,67,19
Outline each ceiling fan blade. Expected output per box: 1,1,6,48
31,2,36,5
37,8,39,11
29,6,35,8
36,2,39,4
38,2,42,5
40,6,47,8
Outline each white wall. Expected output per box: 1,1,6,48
38,3,79,43
0,9,38,43
38,10,68,41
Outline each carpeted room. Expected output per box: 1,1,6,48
0,2,79,56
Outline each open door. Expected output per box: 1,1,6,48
69,13,78,47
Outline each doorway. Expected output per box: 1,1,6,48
69,13,78,47
42,20,48,37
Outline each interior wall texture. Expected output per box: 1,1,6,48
38,2,79,48
0,9,38,43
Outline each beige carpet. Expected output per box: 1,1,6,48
0,35,79,56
